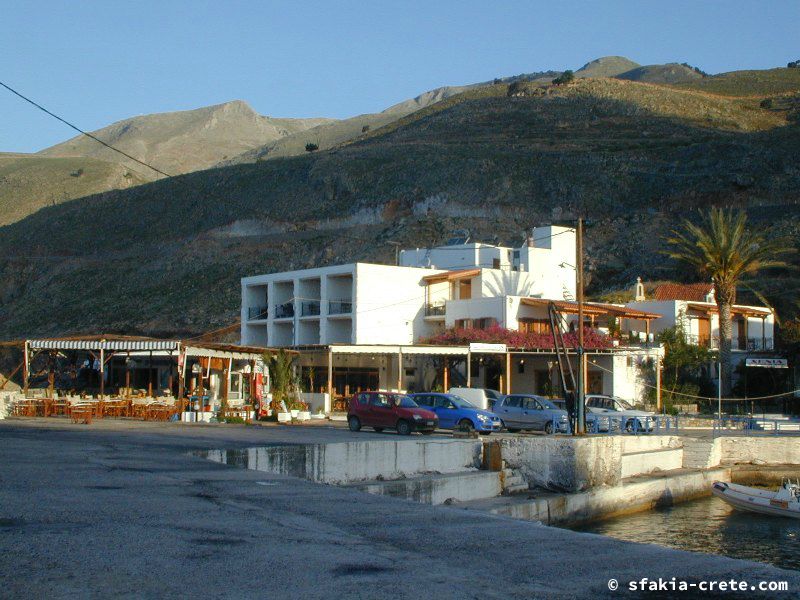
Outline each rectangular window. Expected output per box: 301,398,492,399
519,319,552,335
459,279,472,300
474,317,498,330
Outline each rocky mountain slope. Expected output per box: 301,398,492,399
617,63,703,84
1,71,798,339
39,100,332,175
223,85,474,164
575,56,641,78
0,153,147,226
3,55,737,230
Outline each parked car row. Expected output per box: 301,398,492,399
347,390,655,436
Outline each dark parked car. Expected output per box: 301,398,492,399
347,391,438,435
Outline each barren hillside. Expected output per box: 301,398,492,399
1,74,798,339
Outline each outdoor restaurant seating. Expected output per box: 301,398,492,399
9,390,187,423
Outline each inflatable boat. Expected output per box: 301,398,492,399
711,480,800,519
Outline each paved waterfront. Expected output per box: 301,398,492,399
1,419,798,599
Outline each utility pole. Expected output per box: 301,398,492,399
717,359,722,422
575,217,586,435
387,241,401,266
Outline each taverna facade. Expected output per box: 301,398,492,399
240,227,665,413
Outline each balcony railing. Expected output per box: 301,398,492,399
425,303,446,317
746,337,774,351
301,300,321,317
328,300,352,315
248,306,269,321
274,302,294,319
686,335,773,351
687,334,718,349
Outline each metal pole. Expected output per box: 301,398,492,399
327,347,333,412
718,359,722,421
576,218,586,435
656,356,662,414
466,351,472,387
397,349,403,391
99,348,105,400
23,341,29,396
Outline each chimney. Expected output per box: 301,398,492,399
634,277,645,302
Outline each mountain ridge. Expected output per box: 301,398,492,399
1,73,798,339
39,99,334,175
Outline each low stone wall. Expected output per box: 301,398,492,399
204,439,483,484
499,436,623,492
351,471,502,505
720,437,800,465
488,467,731,526
498,436,685,492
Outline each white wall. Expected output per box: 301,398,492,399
354,264,440,345
400,243,508,270
445,297,507,328
477,269,537,298
242,263,445,347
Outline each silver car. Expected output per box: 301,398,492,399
586,395,655,432
494,394,569,434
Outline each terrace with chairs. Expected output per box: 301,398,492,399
1,335,283,424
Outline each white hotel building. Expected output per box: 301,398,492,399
241,227,664,412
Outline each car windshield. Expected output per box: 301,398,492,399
447,394,476,409
393,395,418,408
614,398,634,410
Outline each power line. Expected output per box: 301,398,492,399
0,80,173,179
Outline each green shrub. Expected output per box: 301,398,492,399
552,70,575,86
218,415,246,424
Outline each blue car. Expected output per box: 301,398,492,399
410,393,502,434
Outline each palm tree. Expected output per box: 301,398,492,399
665,208,789,395
266,349,297,410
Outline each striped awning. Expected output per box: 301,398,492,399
28,339,179,352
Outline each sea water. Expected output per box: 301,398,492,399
569,495,800,572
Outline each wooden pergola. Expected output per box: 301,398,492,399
518,298,663,339
1,335,289,410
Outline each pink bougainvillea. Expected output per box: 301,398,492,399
421,325,612,350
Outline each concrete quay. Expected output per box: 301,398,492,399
2,419,799,599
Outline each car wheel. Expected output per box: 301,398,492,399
373,427,384,433
396,420,411,436
625,419,639,433
544,421,554,435
458,419,474,432
348,416,361,432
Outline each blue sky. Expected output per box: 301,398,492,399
2,0,798,152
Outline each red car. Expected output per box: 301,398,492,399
347,391,438,435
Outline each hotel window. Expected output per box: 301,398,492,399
519,319,552,335
455,317,496,330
